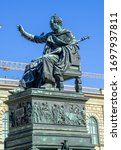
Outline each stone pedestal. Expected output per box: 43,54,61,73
5,88,94,150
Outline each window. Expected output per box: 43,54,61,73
87,116,99,145
2,111,9,140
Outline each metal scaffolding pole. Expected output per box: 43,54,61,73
0,59,104,79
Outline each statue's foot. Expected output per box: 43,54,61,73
9,87,25,94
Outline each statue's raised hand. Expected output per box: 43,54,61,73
17,25,24,34
17,25,34,41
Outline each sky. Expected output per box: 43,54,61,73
0,0,104,88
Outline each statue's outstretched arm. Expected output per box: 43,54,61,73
17,25,46,43
17,25,36,42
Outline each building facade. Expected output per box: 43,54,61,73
85,90,104,150
0,79,104,150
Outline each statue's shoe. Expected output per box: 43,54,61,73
9,87,24,94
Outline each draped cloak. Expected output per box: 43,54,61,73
20,29,80,88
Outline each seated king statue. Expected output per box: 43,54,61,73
9,15,81,94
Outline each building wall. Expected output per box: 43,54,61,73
0,83,104,150
0,87,8,149
85,92,104,150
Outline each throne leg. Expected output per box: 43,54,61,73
55,74,64,91
75,77,82,92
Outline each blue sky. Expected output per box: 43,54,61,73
0,0,104,88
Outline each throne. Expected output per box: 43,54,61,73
63,53,82,92
62,36,90,92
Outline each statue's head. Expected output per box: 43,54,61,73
50,15,63,32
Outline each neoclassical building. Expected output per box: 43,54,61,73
0,79,104,150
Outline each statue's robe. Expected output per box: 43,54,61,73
20,29,80,88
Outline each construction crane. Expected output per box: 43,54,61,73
0,59,104,79
0,60,27,71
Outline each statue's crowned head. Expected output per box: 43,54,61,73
50,15,63,26
50,15,63,32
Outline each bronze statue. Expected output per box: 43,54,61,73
9,15,89,94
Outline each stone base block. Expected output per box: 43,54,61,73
5,88,94,150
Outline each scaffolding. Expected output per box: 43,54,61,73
0,59,104,79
